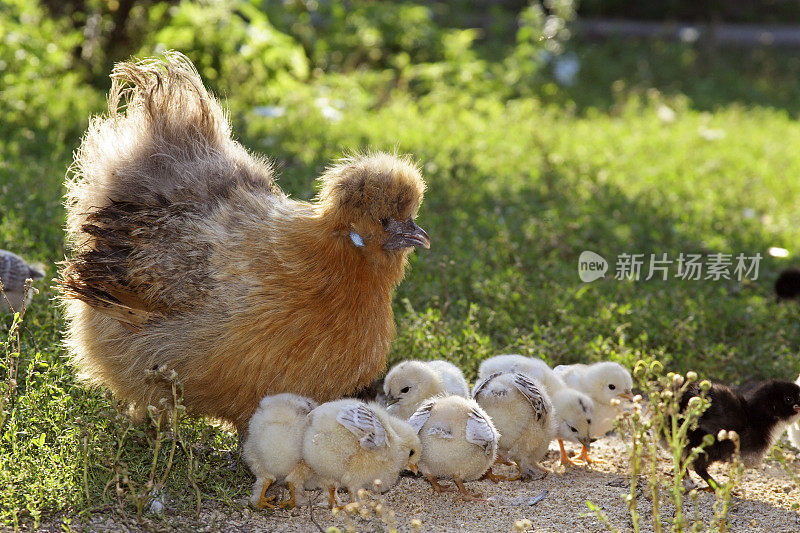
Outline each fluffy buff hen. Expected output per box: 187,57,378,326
58,53,428,430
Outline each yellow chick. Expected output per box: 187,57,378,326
472,371,556,479
302,399,420,508
478,354,563,393
242,393,318,509
554,361,633,463
479,354,594,467
408,395,499,501
383,360,469,419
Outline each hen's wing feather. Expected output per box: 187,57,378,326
58,198,215,328
60,52,278,329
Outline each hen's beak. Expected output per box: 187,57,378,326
384,394,399,407
408,463,418,475
383,218,430,251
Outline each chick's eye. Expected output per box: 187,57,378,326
569,426,577,433
608,384,616,390
409,449,415,457
380,218,389,228
786,396,794,404
400,386,410,394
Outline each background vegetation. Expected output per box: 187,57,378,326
2,0,800,529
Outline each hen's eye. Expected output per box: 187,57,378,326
608,384,616,390
400,386,410,394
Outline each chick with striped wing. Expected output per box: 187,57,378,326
473,371,556,479
409,395,499,501
302,399,420,508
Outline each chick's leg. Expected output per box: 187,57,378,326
571,444,608,465
328,486,338,510
254,479,277,509
694,462,719,492
453,475,485,502
480,467,508,483
495,456,516,467
424,473,455,493
558,439,581,467
493,456,522,481
279,482,297,509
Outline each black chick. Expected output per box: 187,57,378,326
676,379,800,489
775,268,800,300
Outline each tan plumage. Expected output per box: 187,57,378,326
57,52,428,430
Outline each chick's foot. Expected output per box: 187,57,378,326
255,481,277,509
454,475,486,502
571,445,607,465
425,473,455,493
558,439,582,467
278,482,297,509
480,467,508,483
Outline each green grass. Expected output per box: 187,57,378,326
3,2,800,529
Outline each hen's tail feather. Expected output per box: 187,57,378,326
108,52,227,156
65,50,276,244
61,51,270,320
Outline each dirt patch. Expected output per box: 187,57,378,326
53,434,800,533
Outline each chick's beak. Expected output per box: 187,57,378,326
383,218,430,251
383,394,399,407
620,391,634,400
408,462,418,475
793,404,800,413
579,436,593,447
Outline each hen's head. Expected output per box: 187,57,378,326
317,153,428,262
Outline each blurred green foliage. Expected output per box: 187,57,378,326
139,1,309,107
2,0,800,529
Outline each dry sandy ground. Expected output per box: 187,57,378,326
63,435,800,533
